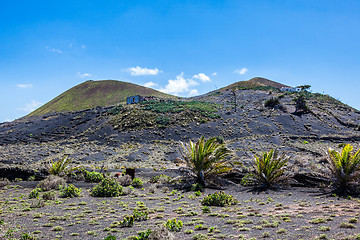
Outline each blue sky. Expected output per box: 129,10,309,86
1,0,360,122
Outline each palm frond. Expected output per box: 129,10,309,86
178,136,232,187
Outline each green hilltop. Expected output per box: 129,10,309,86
221,77,290,90
28,80,175,116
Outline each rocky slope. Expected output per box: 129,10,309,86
1,78,360,180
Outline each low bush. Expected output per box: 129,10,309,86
37,175,66,191
83,170,104,183
131,178,144,188
117,175,132,186
201,191,237,207
0,178,10,188
147,225,175,240
90,178,124,197
133,209,149,221
28,188,41,199
149,174,171,184
264,98,280,109
165,218,183,232
42,191,56,201
102,236,116,240
129,229,152,240
120,215,134,227
59,184,81,198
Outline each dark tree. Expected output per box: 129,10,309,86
294,95,310,113
297,85,311,91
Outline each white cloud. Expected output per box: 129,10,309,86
143,82,158,88
188,89,199,96
129,66,162,76
77,72,92,78
234,68,248,75
45,46,62,54
212,72,217,76
193,73,211,82
159,73,198,95
16,84,33,88
17,100,43,113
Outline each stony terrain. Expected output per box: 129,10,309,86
1,79,360,239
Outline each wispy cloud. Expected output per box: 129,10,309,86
77,72,92,78
17,100,42,113
45,46,63,54
81,45,86,49
128,66,162,76
193,73,211,82
16,84,33,88
159,73,199,96
212,72,217,76
234,68,248,75
143,82,158,88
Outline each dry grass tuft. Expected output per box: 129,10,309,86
37,175,66,191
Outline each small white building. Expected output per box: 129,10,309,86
280,87,301,92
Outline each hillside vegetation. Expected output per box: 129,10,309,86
221,77,290,90
28,80,175,116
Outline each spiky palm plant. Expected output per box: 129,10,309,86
179,136,232,187
327,144,360,194
48,155,80,176
253,149,289,189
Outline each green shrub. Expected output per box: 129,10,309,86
120,215,134,227
29,188,41,199
327,144,360,194
102,236,116,240
178,136,232,187
59,184,81,198
264,98,280,109
83,170,104,183
19,232,37,240
252,149,289,189
42,191,56,201
130,229,152,240
165,218,183,232
149,174,171,184
90,178,124,197
201,191,237,207
133,209,149,221
202,206,211,213
131,178,144,188
294,95,310,113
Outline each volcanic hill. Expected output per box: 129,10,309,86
1,77,360,180
28,80,175,117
